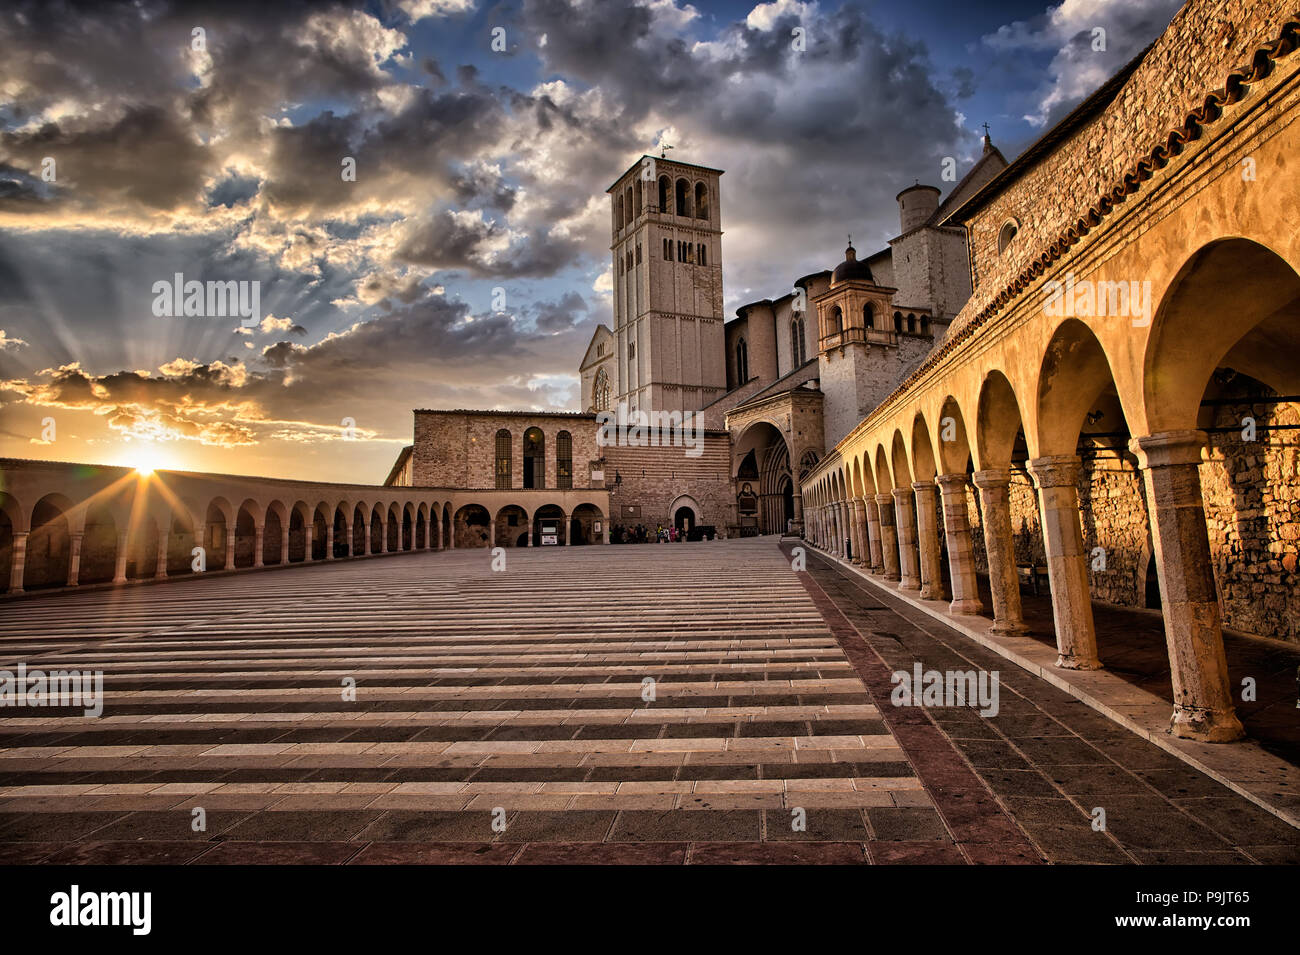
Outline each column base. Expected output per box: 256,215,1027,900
918,584,943,601
898,577,920,592
1169,704,1245,743
990,620,1030,637
1056,652,1103,671
950,598,983,616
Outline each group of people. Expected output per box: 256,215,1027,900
611,523,686,544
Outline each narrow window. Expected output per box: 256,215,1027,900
657,175,670,211
523,427,545,489
556,431,572,490
675,178,689,216
495,429,512,489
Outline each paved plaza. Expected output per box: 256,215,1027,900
0,538,1295,864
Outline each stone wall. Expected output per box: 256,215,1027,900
604,432,734,534
411,411,600,490
964,0,1293,320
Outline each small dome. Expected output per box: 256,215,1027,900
831,242,873,285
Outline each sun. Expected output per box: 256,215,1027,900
121,440,173,476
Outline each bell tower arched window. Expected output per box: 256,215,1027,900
863,302,874,328
657,175,670,212
830,306,843,335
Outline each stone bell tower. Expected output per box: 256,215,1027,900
814,241,900,447
607,155,727,415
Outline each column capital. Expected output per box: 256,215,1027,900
1131,430,1208,469
971,468,1012,490
890,486,911,502
934,472,969,492
1027,455,1081,488
912,480,938,496
874,492,893,506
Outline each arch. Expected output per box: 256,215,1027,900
829,305,843,335
369,504,385,554
873,444,893,492
893,311,903,333
863,302,874,329
234,499,261,568
454,503,491,548
24,493,72,589
523,427,545,489
890,431,912,488
125,513,160,580
79,501,118,585
571,502,604,545
494,504,530,548
634,181,643,218
911,412,937,481
976,369,1028,470
667,493,701,531
790,317,805,366
1036,318,1123,458
401,502,416,551
385,502,401,553
1144,237,1300,433
624,184,634,226
657,174,670,212
333,504,350,558
694,181,709,220
936,396,973,475
495,428,512,489
532,504,566,546
735,337,749,383
415,502,429,550
674,177,690,217
442,503,452,549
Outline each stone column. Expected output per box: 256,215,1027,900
972,469,1027,635
425,516,434,550
912,482,946,601
852,498,868,566
67,532,84,587
113,531,129,584
253,523,265,568
224,528,236,570
304,526,314,562
835,503,848,558
434,515,443,551
489,520,496,548
875,493,900,580
792,491,804,536
565,513,573,545
864,497,883,573
9,531,28,593
1027,456,1100,670
935,474,983,616
325,522,335,560
280,526,291,563
891,487,920,591
155,534,168,579
1133,431,1244,742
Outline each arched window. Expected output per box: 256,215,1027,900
615,194,623,230
624,185,634,226
830,305,843,335
998,219,1019,255
907,314,916,334
556,430,573,490
523,427,545,489
628,341,636,361
495,429,512,489
657,175,670,211
593,367,611,411
736,338,749,383
863,302,874,328
634,183,643,218
893,311,903,333
675,178,689,216
791,318,806,366
695,181,708,220
921,316,930,336
663,237,672,260
698,244,706,266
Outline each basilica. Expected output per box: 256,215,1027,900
392,136,1008,540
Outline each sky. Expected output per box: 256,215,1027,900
0,0,1184,484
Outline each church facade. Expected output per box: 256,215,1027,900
393,143,1008,540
